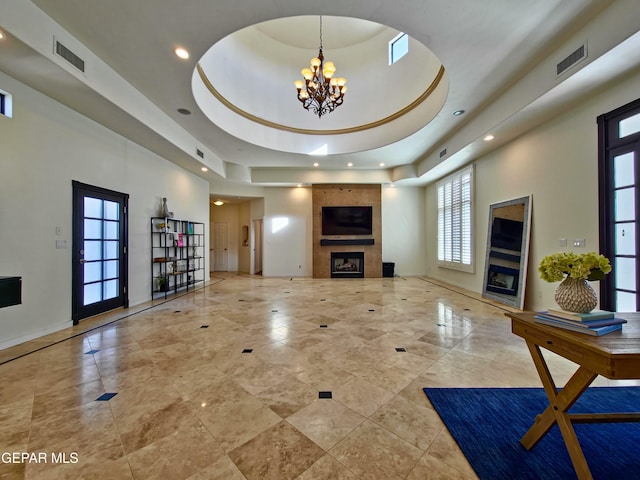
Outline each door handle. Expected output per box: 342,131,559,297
80,259,87,263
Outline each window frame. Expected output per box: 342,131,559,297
598,97,640,311
389,33,409,65
437,164,474,273
0,88,13,118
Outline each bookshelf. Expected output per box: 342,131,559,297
151,217,205,299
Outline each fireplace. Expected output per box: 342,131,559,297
331,252,364,278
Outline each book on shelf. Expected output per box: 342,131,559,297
534,315,625,336
545,308,614,322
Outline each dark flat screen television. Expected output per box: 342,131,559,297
490,217,524,251
322,206,373,235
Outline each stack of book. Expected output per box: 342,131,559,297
534,309,626,336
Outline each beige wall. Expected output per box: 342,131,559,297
426,67,640,311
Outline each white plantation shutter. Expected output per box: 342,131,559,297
437,165,474,272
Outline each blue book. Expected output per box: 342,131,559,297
534,315,624,336
546,308,614,322
538,312,627,328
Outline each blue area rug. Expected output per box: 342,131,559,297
423,387,640,480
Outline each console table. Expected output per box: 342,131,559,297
507,311,640,480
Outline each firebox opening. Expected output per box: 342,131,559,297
331,252,364,278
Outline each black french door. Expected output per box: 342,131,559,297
72,181,129,323
598,98,640,312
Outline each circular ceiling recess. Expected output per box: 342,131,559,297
193,16,448,155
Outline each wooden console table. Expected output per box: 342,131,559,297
507,311,640,480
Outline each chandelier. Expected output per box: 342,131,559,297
294,17,347,118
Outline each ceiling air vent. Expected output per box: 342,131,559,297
556,44,586,76
196,149,204,158
55,40,85,73
439,148,447,158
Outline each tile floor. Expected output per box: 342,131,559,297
1,275,635,479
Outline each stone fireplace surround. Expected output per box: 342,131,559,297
312,184,382,278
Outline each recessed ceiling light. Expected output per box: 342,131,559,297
201,167,208,172
177,108,191,115
313,162,319,167
297,184,303,188
389,184,395,188
453,110,465,116
347,162,353,167
0,31,5,40
213,200,224,206
175,47,190,59
484,134,495,141
380,163,385,167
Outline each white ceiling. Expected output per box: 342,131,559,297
1,0,638,194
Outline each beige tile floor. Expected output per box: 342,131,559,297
1,274,635,479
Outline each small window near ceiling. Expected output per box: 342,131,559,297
389,33,409,65
0,89,13,118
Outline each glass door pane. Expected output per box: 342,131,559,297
82,196,122,306
612,150,637,311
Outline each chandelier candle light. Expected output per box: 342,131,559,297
294,16,347,118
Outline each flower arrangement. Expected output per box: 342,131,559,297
538,252,612,282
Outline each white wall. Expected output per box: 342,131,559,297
0,72,209,349
382,186,427,276
263,188,313,277
426,68,640,311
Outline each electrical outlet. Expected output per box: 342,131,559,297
558,238,567,247
573,238,585,247
55,239,68,249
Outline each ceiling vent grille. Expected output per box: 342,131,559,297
556,44,586,76
55,41,85,73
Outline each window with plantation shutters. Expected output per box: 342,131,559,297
437,165,474,272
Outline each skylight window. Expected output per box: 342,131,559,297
389,33,409,65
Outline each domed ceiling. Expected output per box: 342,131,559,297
193,16,448,156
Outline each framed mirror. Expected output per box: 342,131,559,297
482,195,532,309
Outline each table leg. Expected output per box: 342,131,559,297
521,341,598,480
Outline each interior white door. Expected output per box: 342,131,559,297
212,222,228,271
